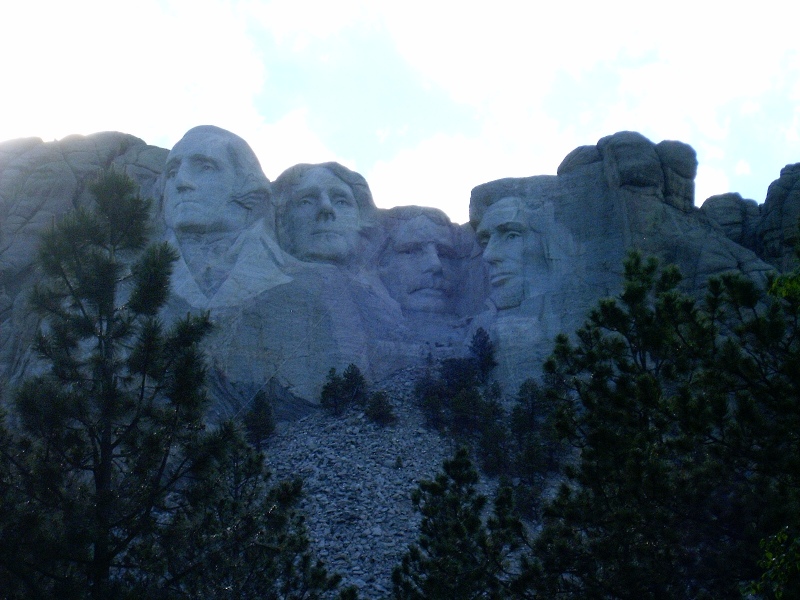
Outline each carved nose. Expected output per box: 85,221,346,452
174,166,196,192
482,237,502,264
421,245,443,273
317,194,335,220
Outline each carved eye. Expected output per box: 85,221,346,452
332,195,353,207
165,168,177,179
505,231,521,241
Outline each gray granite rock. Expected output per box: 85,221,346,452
756,163,800,271
557,144,602,175
655,140,697,212
469,131,773,394
1,126,797,599
159,125,294,308
599,130,665,192
273,162,380,267
263,367,488,597
700,192,761,248
0,132,166,398
377,206,479,317
1,128,793,416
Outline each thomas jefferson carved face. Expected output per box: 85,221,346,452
163,131,256,235
379,215,457,313
476,197,533,310
281,166,361,263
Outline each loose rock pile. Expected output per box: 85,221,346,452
265,367,477,597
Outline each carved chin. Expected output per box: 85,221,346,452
402,288,449,313
293,233,355,263
490,280,524,310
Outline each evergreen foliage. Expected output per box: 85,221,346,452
131,421,346,599
746,527,800,600
0,171,348,599
526,252,800,598
364,391,397,426
414,331,509,476
470,327,498,383
242,387,276,450
391,448,526,599
320,364,367,416
505,379,567,517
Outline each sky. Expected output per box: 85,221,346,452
1,1,798,225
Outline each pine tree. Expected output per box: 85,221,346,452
320,363,367,415
132,421,347,599
469,327,497,383
242,388,276,450
747,527,800,600
0,171,349,599
506,379,566,518
364,391,396,426
527,252,800,598
391,448,525,599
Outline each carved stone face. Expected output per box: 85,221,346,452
282,167,361,263
163,132,251,234
379,216,457,313
476,197,530,310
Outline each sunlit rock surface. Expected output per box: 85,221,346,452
0,132,166,399
1,128,793,414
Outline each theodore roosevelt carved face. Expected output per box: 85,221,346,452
379,208,458,314
273,163,376,265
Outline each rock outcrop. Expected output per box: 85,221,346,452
756,163,800,271
699,163,800,272
2,126,797,599
1,128,794,414
0,133,167,399
472,131,774,392
700,192,761,249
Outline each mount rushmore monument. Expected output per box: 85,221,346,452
1,126,798,419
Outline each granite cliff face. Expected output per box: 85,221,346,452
2,127,796,597
700,164,800,272
0,133,167,401
0,128,795,415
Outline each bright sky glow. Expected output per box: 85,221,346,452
1,0,798,224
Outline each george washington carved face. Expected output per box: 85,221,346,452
162,126,269,235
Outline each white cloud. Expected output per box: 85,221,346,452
366,114,576,226
248,108,348,181
735,160,752,176
695,164,731,205
242,0,378,49
373,0,799,208
785,109,800,143
0,0,268,147
1,0,797,221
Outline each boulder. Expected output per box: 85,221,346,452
700,192,760,248
756,163,800,271
655,140,697,212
